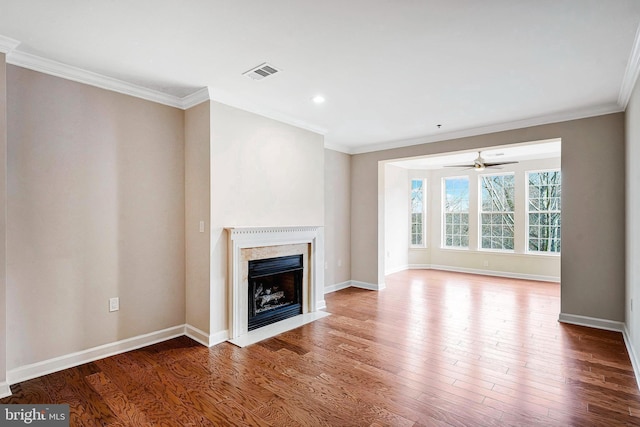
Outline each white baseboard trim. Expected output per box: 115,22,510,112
7,325,185,386
623,325,640,386
209,329,230,347
316,299,327,310
325,280,389,294
385,264,408,275
558,313,625,332
351,280,386,291
184,324,212,347
324,281,352,294
429,264,560,283
408,264,432,270
0,382,11,399
560,313,640,390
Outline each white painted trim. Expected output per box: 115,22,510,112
181,87,211,109
184,324,212,347
349,103,622,155
0,382,11,399
324,281,352,294
7,50,184,108
619,22,640,108
226,226,324,341
209,329,230,347
228,312,330,348
407,264,432,270
6,325,185,385
324,142,351,154
351,280,386,291
0,35,19,54
558,313,625,332
428,264,560,283
558,315,640,390
385,264,409,275
623,325,640,389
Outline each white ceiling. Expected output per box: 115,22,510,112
389,139,561,170
1,1,639,154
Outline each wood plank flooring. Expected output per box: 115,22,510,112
2,270,640,426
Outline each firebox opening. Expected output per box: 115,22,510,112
248,254,303,331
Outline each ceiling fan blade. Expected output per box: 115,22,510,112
444,164,474,168
483,161,518,167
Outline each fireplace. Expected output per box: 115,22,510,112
226,226,327,345
248,255,303,330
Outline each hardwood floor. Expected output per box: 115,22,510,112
2,270,639,426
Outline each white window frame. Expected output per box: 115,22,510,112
410,178,427,248
478,172,515,252
442,175,470,249
526,169,561,255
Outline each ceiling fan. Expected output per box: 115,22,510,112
445,151,518,171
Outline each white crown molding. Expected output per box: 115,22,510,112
6,50,185,109
0,35,20,54
323,141,351,154
181,87,211,109
619,22,640,108
347,102,623,155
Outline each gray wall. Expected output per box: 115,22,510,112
185,101,211,334
0,53,7,387
626,77,640,359
324,148,351,287
352,113,626,321
6,66,186,369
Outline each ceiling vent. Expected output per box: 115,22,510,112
242,63,281,80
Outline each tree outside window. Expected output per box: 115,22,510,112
480,174,515,250
443,177,469,248
411,179,426,246
528,171,561,253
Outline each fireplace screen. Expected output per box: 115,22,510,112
248,254,303,331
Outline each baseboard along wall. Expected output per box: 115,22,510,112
3,282,637,397
6,325,186,387
559,312,640,389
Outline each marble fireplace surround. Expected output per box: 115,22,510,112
226,226,328,347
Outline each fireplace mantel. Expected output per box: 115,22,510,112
226,226,326,344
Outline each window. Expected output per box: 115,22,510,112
410,179,426,246
527,170,561,253
443,177,469,248
480,174,515,250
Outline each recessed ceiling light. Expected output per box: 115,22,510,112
312,95,325,104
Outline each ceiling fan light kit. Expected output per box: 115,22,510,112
445,151,518,171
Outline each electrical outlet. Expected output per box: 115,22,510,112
109,297,119,312
483,260,489,267
199,220,205,233
337,259,342,267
